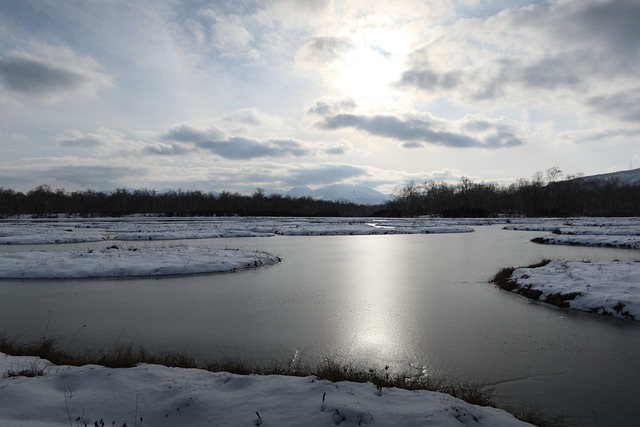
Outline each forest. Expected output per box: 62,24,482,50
1,168,639,217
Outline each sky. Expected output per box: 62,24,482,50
0,0,638,195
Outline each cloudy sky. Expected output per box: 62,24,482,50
0,0,638,195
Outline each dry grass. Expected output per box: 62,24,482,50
1,335,563,425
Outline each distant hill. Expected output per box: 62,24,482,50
285,184,390,205
572,168,640,187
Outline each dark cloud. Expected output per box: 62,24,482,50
162,124,225,143
306,97,357,116
162,124,310,159
400,1,640,103
522,0,640,58
0,56,86,95
587,92,640,123
515,57,583,90
198,136,309,159
317,113,523,149
400,55,583,100
325,145,346,155
285,164,367,186
398,55,461,91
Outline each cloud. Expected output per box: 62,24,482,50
191,9,262,62
306,97,357,116
296,36,352,65
398,55,461,91
398,0,640,109
0,44,111,101
56,128,141,155
317,113,523,149
56,134,104,149
222,108,265,125
198,136,309,159
587,92,640,123
325,143,346,155
163,124,225,143
558,127,640,145
143,142,191,156
162,123,310,159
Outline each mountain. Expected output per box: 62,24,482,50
285,184,390,205
285,186,314,198
572,168,640,187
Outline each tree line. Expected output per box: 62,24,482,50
385,168,640,217
1,168,638,217
0,185,374,217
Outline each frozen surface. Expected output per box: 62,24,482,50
507,260,640,320
0,353,531,427
0,246,280,279
0,217,479,244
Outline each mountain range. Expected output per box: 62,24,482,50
282,184,390,206
277,168,640,206
572,167,640,187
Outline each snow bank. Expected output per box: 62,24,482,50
533,234,640,250
0,217,477,244
503,260,640,320
0,246,281,279
0,353,531,427
503,217,640,249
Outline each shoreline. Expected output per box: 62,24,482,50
0,338,556,426
491,260,639,320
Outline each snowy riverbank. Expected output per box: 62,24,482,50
504,217,640,249
493,260,640,320
0,352,532,427
0,217,477,244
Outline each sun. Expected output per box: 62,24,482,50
333,29,407,102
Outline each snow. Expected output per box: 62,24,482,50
533,234,640,250
574,167,640,187
0,353,531,427
505,260,640,320
503,217,640,249
0,246,281,279
0,217,474,245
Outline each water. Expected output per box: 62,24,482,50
1,224,639,426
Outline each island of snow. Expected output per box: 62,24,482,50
0,246,281,279
492,260,640,320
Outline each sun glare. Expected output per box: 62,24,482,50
334,29,407,101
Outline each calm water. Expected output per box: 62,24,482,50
1,224,639,426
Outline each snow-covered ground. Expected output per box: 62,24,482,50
533,234,640,250
0,353,531,427
0,246,280,279
500,260,640,320
0,217,478,245
504,217,640,249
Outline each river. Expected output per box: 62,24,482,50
1,224,639,426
